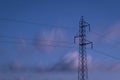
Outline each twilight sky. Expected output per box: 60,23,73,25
0,0,120,80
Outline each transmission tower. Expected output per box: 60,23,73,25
74,16,93,80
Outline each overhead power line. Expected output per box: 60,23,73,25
0,34,120,59
0,39,75,48
0,36,120,61
1,17,120,45
0,35,73,44
92,32,120,50
1,17,120,44
0,18,74,29
1,17,120,61
93,49,120,61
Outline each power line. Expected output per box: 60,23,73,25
93,31,120,45
0,36,120,61
1,17,120,44
0,34,120,58
0,33,120,56
0,40,75,48
1,17,119,46
93,49,120,61
0,32,120,50
0,35,73,44
92,32,120,50
0,18,74,29
1,17,120,61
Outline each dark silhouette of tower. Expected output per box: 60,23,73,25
74,16,93,80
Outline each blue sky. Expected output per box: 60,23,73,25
0,0,120,80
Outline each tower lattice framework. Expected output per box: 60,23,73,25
74,16,93,80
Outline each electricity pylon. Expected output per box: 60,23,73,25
74,16,93,80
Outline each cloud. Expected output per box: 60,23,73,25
1,51,120,73
1,58,120,73
0,51,93,73
17,77,25,80
102,22,120,43
51,51,92,72
50,51,120,72
88,22,120,44
0,61,47,73
32,28,66,53
6,61,26,72
17,36,26,50
87,61,120,72
107,63,120,72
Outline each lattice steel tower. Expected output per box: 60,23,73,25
74,16,93,80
